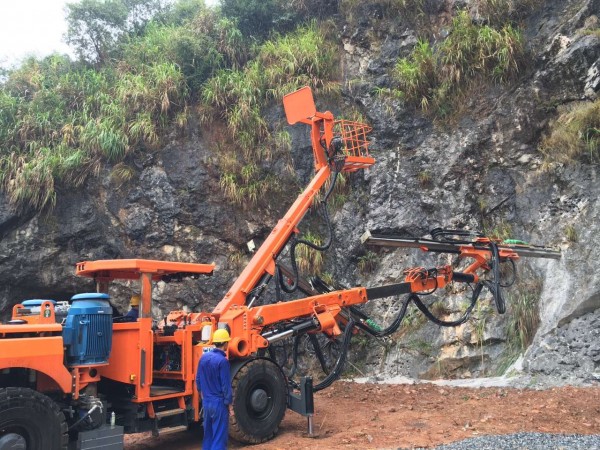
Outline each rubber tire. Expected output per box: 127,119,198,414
229,359,287,444
0,387,68,450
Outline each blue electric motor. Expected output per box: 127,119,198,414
63,293,113,366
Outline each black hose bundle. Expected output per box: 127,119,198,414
430,228,515,314
410,283,483,327
313,318,355,391
481,242,506,314
275,169,340,298
351,298,411,337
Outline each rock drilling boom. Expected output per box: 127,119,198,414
361,230,561,260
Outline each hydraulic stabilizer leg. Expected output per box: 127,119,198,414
288,377,316,437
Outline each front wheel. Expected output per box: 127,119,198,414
229,358,287,444
0,387,68,450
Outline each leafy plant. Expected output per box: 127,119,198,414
342,0,427,25
484,218,513,241
0,1,334,212
110,162,135,185
508,292,539,351
498,281,541,374
220,0,287,40
65,0,168,64
319,272,336,286
228,250,247,270
398,306,427,334
357,251,379,274
497,289,540,374
417,170,432,186
394,39,437,109
405,338,434,356
120,16,227,92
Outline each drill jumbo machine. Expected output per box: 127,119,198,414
0,87,559,449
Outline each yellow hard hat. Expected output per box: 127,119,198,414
130,295,140,307
212,329,231,343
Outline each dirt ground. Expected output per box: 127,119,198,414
125,381,600,449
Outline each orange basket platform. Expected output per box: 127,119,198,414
334,120,375,172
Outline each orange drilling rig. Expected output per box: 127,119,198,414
0,87,559,449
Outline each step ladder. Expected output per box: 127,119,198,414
149,397,189,437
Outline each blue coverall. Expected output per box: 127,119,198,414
124,306,138,320
196,348,233,450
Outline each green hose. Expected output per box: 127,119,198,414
366,318,382,332
503,239,528,245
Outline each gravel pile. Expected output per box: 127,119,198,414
409,432,600,449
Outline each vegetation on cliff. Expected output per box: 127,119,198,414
0,0,595,213
0,0,333,211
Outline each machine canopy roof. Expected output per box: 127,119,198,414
76,259,215,281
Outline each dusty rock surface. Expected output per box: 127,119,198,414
125,381,600,449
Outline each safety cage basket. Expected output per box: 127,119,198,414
334,120,374,172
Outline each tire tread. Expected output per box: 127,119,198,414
0,387,68,450
228,359,286,444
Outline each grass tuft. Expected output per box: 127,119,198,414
539,100,600,165
391,10,524,117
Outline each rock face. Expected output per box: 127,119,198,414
333,0,600,384
1,0,600,386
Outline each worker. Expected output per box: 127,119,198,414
196,329,233,450
125,295,140,321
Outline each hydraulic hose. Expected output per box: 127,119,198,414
287,281,488,390
277,168,340,295
350,298,411,338
483,242,506,314
410,283,483,327
313,318,355,391
68,404,100,431
286,227,513,389
309,334,330,375
430,228,513,314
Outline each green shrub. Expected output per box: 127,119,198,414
394,39,437,110
565,224,578,243
0,2,337,211
497,290,540,374
417,170,432,186
483,218,513,241
120,18,226,92
342,0,426,25
220,0,293,40
392,10,524,116
0,53,189,210
201,23,338,205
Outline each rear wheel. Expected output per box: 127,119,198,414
0,387,68,450
229,359,287,444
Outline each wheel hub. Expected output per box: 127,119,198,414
0,433,26,450
249,388,269,412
